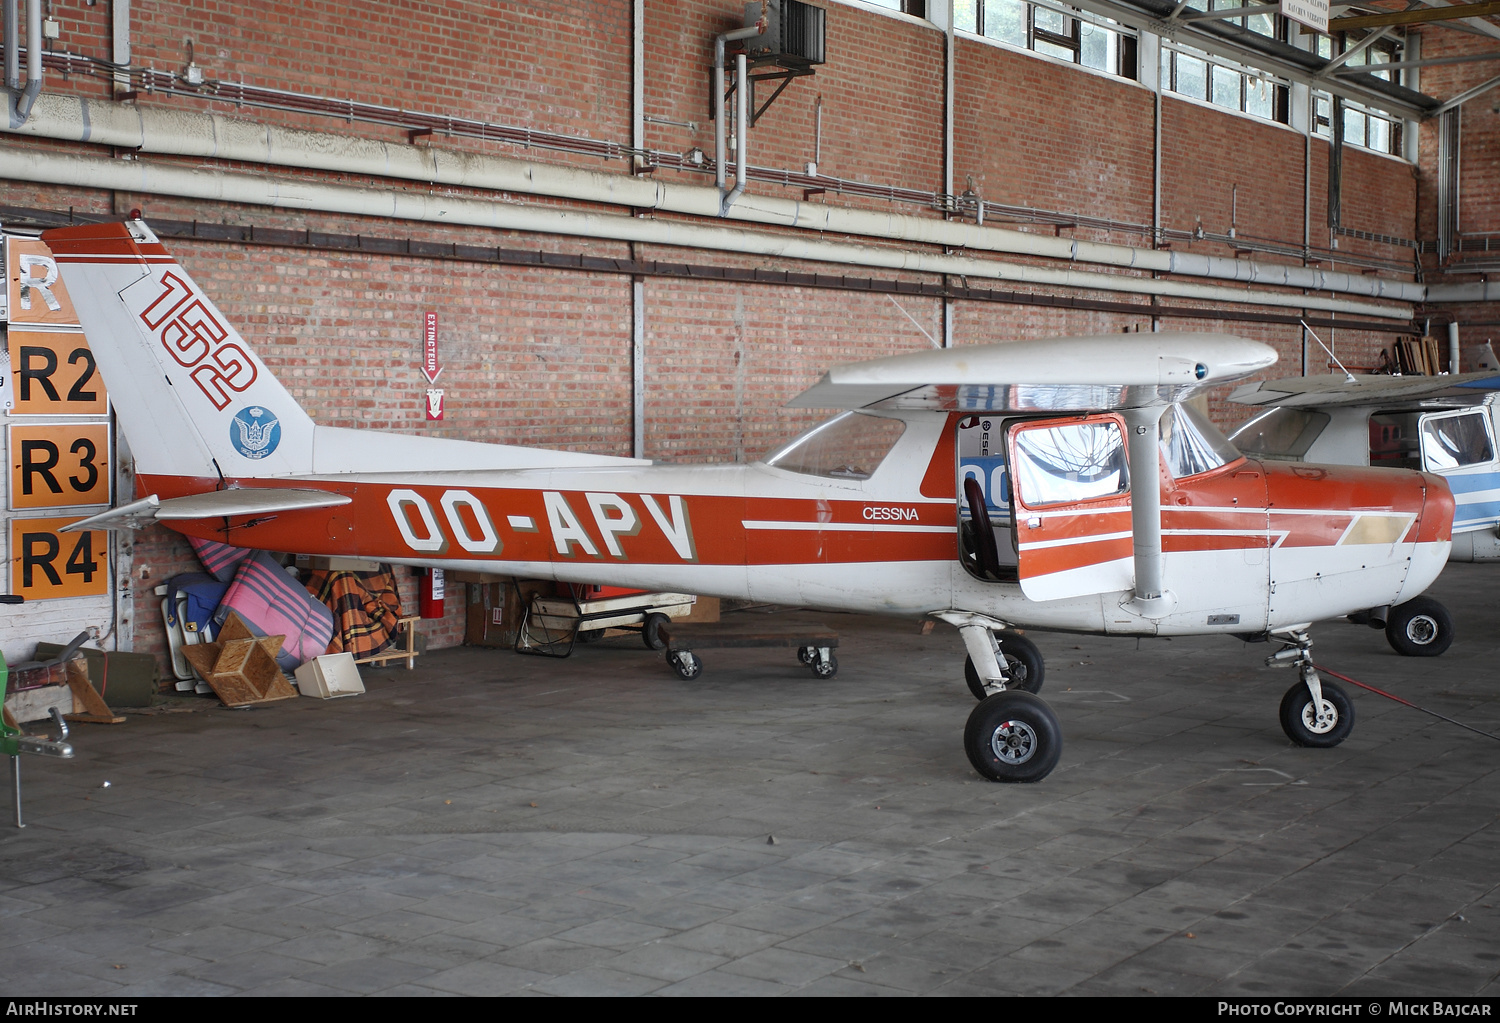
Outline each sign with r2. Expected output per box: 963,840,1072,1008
7,331,108,415
9,517,108,600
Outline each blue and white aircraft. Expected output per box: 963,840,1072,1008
1230,369,1500,657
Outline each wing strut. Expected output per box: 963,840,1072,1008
1123,405,1175,618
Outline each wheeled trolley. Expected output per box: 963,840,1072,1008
658,622,839,680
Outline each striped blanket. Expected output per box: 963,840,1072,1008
189,535,252,582
216,550,336,671
304,568,407,659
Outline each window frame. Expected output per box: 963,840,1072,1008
961,0,1138,80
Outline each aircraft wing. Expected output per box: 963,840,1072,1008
787,332,1276,412
1228,371,1500,409
62,488,352,532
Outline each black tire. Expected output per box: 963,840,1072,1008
642,612,670,651
964,632,1044,699
668,651,701,680
1384,597,1454,657
809,653,838,679
964,691,1062,782
797,645,816,665
1279,679,1355,748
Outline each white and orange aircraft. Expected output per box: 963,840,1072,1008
44,219,1454,782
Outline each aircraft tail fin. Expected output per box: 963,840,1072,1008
40,220,315,479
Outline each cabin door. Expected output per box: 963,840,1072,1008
1006,414,1135,602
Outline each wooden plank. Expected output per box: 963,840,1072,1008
63,657,124,725
1332,1,1500,31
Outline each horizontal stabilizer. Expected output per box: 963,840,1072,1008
788,333,1277,412
1229,371,1500,409
62,489,351,532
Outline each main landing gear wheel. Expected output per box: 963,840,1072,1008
1279,679,1355,748
1384,597,1454,658
963,632,1044,699
963,691,1062,782
642,612,670,651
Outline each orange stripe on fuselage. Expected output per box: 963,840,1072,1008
138,475,959,567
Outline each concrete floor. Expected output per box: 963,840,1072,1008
3,565,1500,997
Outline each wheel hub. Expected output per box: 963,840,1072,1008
990,720,1037,765
1405,615,1439,646
1301,698,1338,734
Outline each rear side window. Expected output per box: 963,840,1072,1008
1369,412,1422,469
763,411,906,480
1012,420,1129,507
1421,410,1495,471
1229,407,1329,461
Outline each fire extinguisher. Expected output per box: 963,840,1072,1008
418,567,445,619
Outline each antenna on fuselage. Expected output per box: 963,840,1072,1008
1300,320,1358,385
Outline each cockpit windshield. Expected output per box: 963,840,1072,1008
763,411,906,481
1160,403,1243,478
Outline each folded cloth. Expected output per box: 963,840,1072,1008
189,535,252,582
306,567,407,659
215,550,335,671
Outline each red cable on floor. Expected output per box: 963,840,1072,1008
1313,663,1500,744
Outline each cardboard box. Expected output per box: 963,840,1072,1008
681,596,721,623
298,556,384,572
294,653,365,699
449,570,511,584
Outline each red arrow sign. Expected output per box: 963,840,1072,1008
422,311,442,384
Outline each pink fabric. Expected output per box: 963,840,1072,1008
216,551,335,670
189,535,252,582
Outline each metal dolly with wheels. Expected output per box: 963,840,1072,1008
517,587,697,657
659,621,839,680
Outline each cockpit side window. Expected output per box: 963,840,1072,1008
1228,407,1329,462
1012,419,1130,507
1421,410,1496,471
763,411,906,480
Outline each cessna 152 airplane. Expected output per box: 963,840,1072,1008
43,219,1454,782
1229,370,1500,659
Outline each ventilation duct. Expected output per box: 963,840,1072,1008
744,0,825,66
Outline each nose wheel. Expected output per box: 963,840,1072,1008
1279,679,1354,747
1268,628,1355,748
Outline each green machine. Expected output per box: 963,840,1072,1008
1,610,80,828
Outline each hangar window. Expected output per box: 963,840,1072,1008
1162,43,1289,124
1312,36,1405,156
764,411,907,481
1157,0,1290,123
955,0,1138,79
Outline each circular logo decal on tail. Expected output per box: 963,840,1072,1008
230,406,281,460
